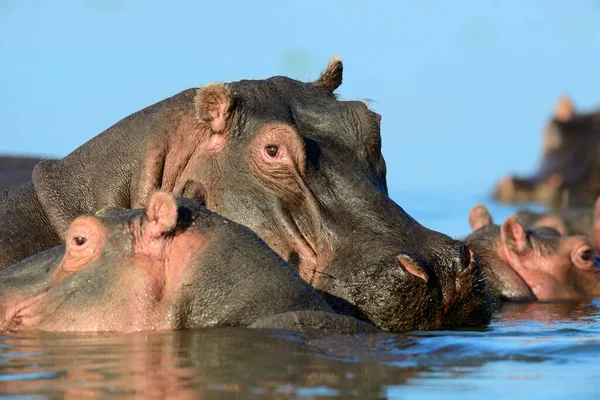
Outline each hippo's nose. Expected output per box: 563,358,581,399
396,254,429,283
457,244,476,276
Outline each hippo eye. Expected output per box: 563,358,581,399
265,145,279,157
579,249,594,262
74,237,87,246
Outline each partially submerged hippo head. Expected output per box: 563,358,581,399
0,192,378,333
172,60,491,330
466,204,600,301
492,96,600,208
18,59,492,331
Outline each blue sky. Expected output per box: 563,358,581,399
1,1,599,235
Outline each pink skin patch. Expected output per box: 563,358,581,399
53,216,107,283
468,204,493,232
499,218,600,301
133,85,231,209
396,254,429,283
247,123,325,284
4,192,209,332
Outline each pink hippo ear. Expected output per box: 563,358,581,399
501,216,528,255
194,84,232,152
554,95,574,122
144,192,178,238
468,204,493,232
545,174,564,189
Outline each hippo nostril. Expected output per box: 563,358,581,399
396,254,429,283
458,245,475,276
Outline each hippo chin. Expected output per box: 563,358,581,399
492,95,600,208
0,59,492,331
0,192,377,334
466,204,600,302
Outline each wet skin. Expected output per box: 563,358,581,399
493,96,600,208
465,204,600,301
0,59,492,331
0,192,378,334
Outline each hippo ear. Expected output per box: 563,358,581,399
554,95,574,122
144,192,178,238
195,83,232,138
468,204,493,232
314,57,343,92
501,216,528,255
544,174,564,189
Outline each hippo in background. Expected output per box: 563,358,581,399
465,204,600,301
513,195,600,252
0,155,47,192
493,96,600,208
0,59,493,332
0,192,378,334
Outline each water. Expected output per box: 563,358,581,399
0,300,598,399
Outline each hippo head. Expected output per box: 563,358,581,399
492,96,600,208
0,193,340,332
466,204,600,301
155,59,493,331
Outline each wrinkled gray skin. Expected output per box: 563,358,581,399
0,194,377,334
493,96,600,208
0,156,46,192
0,60,492,331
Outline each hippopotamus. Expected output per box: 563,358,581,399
0,59,492,331
0,192,378,333
493,96,600,208
0,155,46,192
465,204,600,301
513,196,600,251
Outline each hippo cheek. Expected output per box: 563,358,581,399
156,231,211,330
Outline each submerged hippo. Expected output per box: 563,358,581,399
493,96,600,208
0,155,46,192
0,59,492,331
0,192,377,333
465,204,600,301
513,196,600,251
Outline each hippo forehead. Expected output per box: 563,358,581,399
228,76,378,144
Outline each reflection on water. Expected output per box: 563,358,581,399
0,301,599,399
